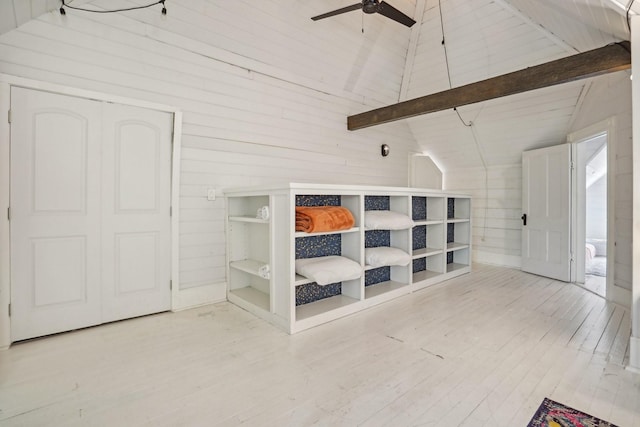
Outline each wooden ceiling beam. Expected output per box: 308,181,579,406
347,41,631,130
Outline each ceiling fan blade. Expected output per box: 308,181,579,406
311,3,362,21
377,1,416,27
311,3,363,21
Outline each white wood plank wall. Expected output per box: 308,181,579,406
445,165,522,267
443,72,633,291
0,1,420,296
569,73,633,293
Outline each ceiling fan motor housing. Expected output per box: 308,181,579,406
363,0,379,14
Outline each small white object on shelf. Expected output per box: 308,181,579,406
258,264,270,279
256,205,270,221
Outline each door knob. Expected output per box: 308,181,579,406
521,214,527,226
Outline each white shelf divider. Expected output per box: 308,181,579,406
229,216,269,224
230,259,268,277
413,247,444,258
446,242,470,252
294,227,360,238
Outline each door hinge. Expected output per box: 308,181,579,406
170,280,173,290
169,206,172,217
7,109,11,124
8,303,11,317
7,207,10,221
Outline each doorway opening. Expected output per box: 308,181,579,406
579,135,607,297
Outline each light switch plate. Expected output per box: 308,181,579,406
207,188,216,201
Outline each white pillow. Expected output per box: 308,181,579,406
365,210,414,230
295,255,362,286
365,247,411,267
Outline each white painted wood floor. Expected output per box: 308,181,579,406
583,274,606,297
1,264,639,427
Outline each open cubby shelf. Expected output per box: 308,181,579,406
226,184,471,334
229,287,270,312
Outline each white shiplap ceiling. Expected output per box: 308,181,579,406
0,0,635,171
402,0,634,171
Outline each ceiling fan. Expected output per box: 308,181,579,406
311,0,416,28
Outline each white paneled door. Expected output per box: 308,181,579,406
521,144,572,282
101,103,172,323
10,88,172,342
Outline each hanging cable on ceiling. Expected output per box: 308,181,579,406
438,0,470,128
60,0,167,15
438,0,490,242
627,0,637,33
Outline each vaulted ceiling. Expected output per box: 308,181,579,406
0,0,636,171
401,0,633,171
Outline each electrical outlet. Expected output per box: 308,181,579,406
207,188,216,201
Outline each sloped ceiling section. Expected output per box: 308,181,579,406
0,0,417,107
0,0,636,173
505,0,629,52
404,0,634,171
0,0,94,34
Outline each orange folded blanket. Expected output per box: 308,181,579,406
295,206,355,233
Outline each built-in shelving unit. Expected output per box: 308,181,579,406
446,197,471,275
226,194,272,314
225,184,471,334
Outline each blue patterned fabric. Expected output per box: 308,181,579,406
296,234,341,259
365,267,391,286
295,282,342,306
447,198,455,219
296,195,341,207
364,196,390,210
413,225,426,250
365,230,390,248
447,223,454,244
412,197,427,221
413,257,426,273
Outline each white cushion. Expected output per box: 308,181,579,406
365,247,411,267
295,255,362,286
365,210,414,230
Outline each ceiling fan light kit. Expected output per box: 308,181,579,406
311,0,416,28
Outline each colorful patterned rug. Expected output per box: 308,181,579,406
528,398,618,427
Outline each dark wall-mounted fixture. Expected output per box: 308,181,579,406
381,144,390,157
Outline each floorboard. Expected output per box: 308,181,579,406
0,265,638,426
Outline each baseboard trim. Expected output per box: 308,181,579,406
628,336,640,373
473,250,522,269
172,281,227,311
609,284,631,308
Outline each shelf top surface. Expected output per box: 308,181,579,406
223,183,471,198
